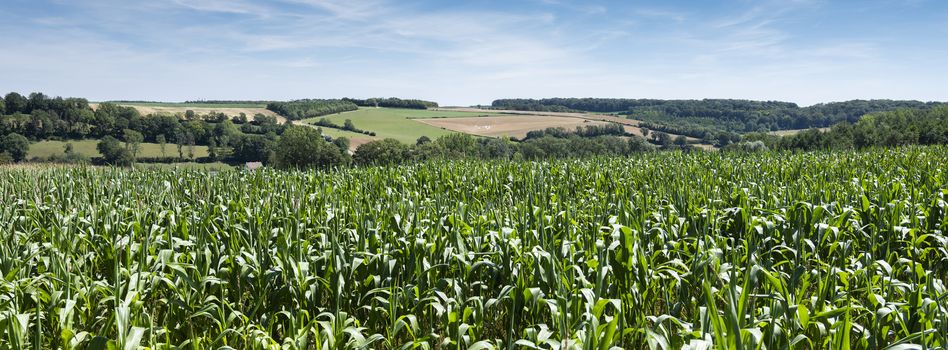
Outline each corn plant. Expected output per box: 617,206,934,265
0,146,946,349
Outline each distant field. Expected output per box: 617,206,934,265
136,162,234,171
99,102,267,108
90,103,282,120
303,108,509,144
767,127,831,136
417,115,607,139
29,139,210,159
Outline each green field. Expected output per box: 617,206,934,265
303,107,508,143
29,139,210,159
1,147,946,348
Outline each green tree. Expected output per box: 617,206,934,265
0,132,30,162
4,92,29,114
272,126,347,169
343,119,356,131
97,136,133,166
354,138,409,166
416,136,431,145
674,135,688,146
156,134,167,157
123,129,144,159
332,137,350,153
231,134,274,163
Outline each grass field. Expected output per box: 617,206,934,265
1,147,946,348
303,108,509,143
29,139,210,159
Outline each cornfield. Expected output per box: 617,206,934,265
1,147,947,349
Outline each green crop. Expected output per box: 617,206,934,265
0,146,946,349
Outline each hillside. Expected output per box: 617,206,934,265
491,98,948,139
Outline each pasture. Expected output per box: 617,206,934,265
29,139,210,159
303,107,509,143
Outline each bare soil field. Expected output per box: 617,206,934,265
416,115,608,139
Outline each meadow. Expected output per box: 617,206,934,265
0,147,946,349
303,108,509,143
28,139,210,159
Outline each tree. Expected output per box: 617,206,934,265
97,136,133,166
272,126,347,169
343,119,356,131
4,93,29,114
156,134,167,157
208,138,218,160
655,132,672,147
0,133,30,162
123,129,144,159
186,133,195,160
416,136,431,145
230,134,274,163
354,138,409,166
332,137,350,153
674,135,688,146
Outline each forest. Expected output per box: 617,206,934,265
342,97,438,109
265,99,359,120
741,106,948,151
492,98,946,138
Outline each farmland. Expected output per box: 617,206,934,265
1,146,946,349
417,115,607,139
302,108,510,143
91,102,282,121
28,139,209,159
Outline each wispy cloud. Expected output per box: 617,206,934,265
0,0,945,105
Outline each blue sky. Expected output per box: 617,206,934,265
1,0,945,105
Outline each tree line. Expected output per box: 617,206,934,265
312,118,377,136
342,97,438,109
739,106,948,151
266,97,440,121
265,99,359,120
492,98,946,139
264,124,657,170
1,92,292,165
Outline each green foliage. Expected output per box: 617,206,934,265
266,99,359,120
96,136,133,166
493,98,947,138
0,147,947,348
230,134,275,163
122,128,144,159
272,125,348,169
353,138,409,165
752,106,948,150
342,97,438,109
0,132,30,162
